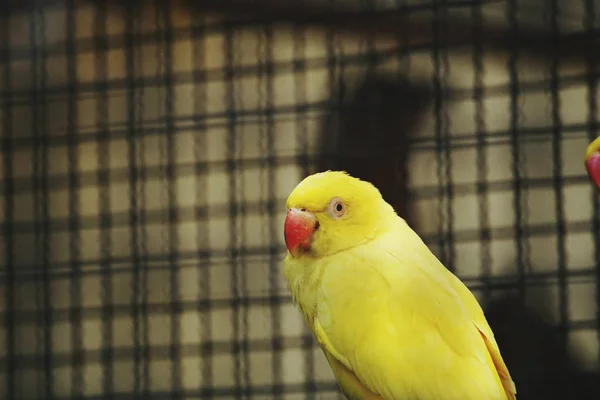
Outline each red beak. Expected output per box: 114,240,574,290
585,153,600,189
284,208,318,256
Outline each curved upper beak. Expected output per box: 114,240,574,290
284,208,318,256
585,136,600,190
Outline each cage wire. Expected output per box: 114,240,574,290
1,0,600,399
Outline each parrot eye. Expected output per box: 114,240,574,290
327,198,346,219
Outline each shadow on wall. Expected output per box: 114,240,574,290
485,289,600,400
316,72,431,230
317,71,600,400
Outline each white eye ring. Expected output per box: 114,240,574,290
327,198,346,219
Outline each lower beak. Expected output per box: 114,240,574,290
284,208,318,256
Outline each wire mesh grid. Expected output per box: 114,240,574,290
0,0,599,399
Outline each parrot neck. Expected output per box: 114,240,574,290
284,255,327,323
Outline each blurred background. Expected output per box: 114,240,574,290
1,0,599,398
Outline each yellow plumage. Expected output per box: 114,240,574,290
283,171,516,400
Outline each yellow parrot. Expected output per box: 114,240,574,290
282,171,517,400
584,136,600,189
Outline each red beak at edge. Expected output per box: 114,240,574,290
284,208,317,255
586,153,600,190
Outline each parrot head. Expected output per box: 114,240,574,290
284,170,392,258
585,136,600,190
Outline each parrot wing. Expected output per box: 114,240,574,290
448,273,517,399
316,338,385,400
313,235,516,400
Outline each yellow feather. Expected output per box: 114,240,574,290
284,171,516,400
585,135,600,161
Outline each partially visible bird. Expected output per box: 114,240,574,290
282,170,517,400
584,136,600,189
